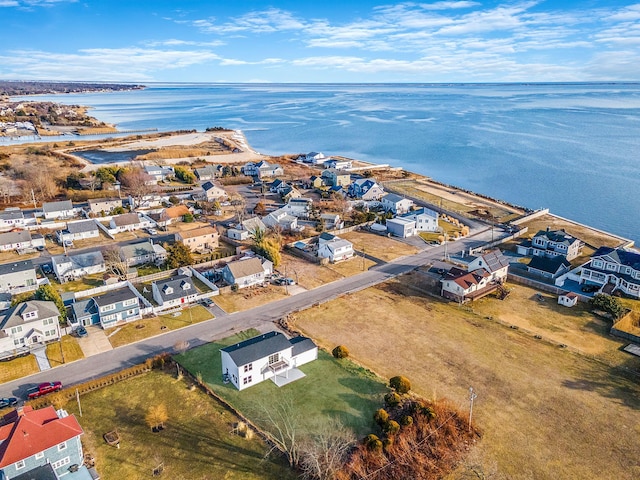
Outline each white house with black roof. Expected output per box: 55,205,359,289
220,331,318,390
56,219,99,244
152,275,198,308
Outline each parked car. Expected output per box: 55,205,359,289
26,381,63,399
75,326,88,338
41,264,52,274
199,298,214,307
146,228,158,235
274,277,295,286
0,397,18,409
581,284,599,293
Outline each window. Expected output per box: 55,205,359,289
10,326,23,334
24,311,37,320
127,309,137,316
102,314,116,322
43,318,54,325
15,460,25,470
244,363,253,373
243,375,252,385
58,441,67,451
35,451,44,459
100,304,116,312
268,353,280,365
51,456,70,469
124,298,138,306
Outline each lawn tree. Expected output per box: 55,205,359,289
34,284,66,323
258,394,302,467
590,293,625,319
103,245,129,280
254,201,267,216
298,418,356,480
119,167,155,205
164,242,194,268
145,403,168,431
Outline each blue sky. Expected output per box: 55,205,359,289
1,0,639,83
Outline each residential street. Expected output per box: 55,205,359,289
0,227,501,399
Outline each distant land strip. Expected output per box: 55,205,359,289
0,80,146,97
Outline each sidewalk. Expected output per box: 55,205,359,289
32,347,51,371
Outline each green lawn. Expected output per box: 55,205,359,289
175,330,388,438
106,306,213,348
54,272,105,293
61,370,296,480
46,335,85,366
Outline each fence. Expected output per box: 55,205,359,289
507,272,591,302
510,208,550,226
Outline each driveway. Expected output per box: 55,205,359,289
32,347,51,372
77,326,113,357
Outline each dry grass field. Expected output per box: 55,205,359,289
279,252,343,289
291,275,640,480
341,230,418,262
213,285,289,313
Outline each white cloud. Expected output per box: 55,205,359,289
0,0,76,7
144,39,225,48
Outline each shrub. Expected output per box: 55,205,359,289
373,408,389,426
400,415,413,426
384,420,400,435
384,392,401,408
420,405,436,421
383,437,394,451
390,375,411,394
364,434,382,452
332,345,349,359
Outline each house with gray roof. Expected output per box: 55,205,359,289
0,260,37,294
580,247,640,298
52,251,105,283
194,165,223,181
0,209,27,232
41,200,77,220
527,256,571,280
220,331,317,390
87,197,123,216
0,230,43,252
381,193,414,214
109,212,143,232
466,249,510,283
56,219,100,244
517,228,583,261
0,300,60,358
152,275,198,308
120,239,167,266
221,257,272,289
317,232,354,263
91,286,142,328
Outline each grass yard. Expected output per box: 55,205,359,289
518,213,626,248
175,330,388,438
0,354,39,384
61,370,296,480
341,231,418,262
55,272,105,293
46,335,85,367
106,306,213,348
214,285,289,313
290,276,640,480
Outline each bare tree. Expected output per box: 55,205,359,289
229,194,246,224
119,167,155,205
103,246,128,279
257,394,302,467
299,418,356,480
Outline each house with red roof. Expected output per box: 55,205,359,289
0,405,93,479
440,267,499,303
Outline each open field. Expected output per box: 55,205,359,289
60,370,296,480
291,275,640,480
46,335,85,367
517,213,628,249
106,306,213,348
384,178,523,223
279,252,343,290
175,330,388,437
341,230,418,262
0,355,39,384
214,285,289,313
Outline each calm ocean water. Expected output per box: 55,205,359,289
13,83,640,243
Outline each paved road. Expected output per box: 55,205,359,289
0,227,502,399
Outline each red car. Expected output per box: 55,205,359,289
26,381,63,399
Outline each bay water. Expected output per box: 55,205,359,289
13,83,640,243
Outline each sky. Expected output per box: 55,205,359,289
1,0,640,83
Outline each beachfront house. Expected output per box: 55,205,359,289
0,300,61,358
317,232,354,263
517,228,583,261
41,200,78,220
56,219,100,244
220,331,318,391
222,257,272,289
0,406,91,480
580,247,640,298
381,193,414,214
176,225,219,252
526,256,571,279
300,152,327,164
0,260,38,295
52,251,106,283
324,159,352,170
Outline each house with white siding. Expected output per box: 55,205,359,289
0,230,44,252
385,216,416,238
580,247,640,298
0,301,60,358
348,179,385,201
0,260,37,295
52,251,106,283
222,257,272,289
56,219,100,244
517,228,583,261
317,232,354,263
41,200,77,220
152,275,198,308
0,209,27,231
221,331,318,390
401,208,439,232
381,193,414,215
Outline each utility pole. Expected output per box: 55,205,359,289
76,389,82,417
468,387,478,433
31,189,37,210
